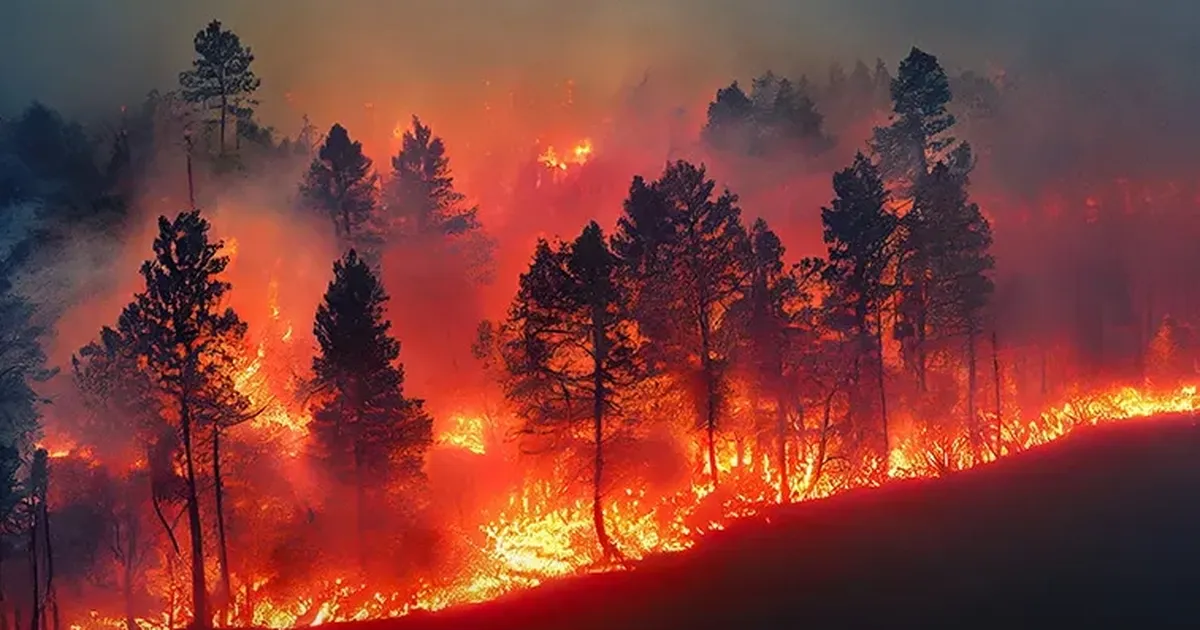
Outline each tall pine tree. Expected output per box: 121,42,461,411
309,249,432,567
385,116,480,239
178,20,260,156
821,152,897,454
484,222,643,558
114,210,249,630
613,161,749,487
300,124,380,252
724,218,811,501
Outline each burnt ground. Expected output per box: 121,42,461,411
341,414,1200,629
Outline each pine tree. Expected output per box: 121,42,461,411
870,47,957,198
309,249,432,566
114,210,249,630
821,152,897,453
300,124,380,251
702,82,754,153
918,161,994,452
384,116,480,239
485,222,643,558
178,20,260,156
613,160,749,487
724,218,810,501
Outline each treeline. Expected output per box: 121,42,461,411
0,16,1195,630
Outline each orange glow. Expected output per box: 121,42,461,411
537,139,593,172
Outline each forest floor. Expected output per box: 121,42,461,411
336,414,1200,629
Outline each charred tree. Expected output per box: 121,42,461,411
309,250,433,570
613,161,749,487
112,210,250,630
482,222,644,559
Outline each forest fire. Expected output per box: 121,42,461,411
2,7,1199,630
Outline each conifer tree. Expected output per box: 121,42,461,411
821,152,897,452
309,249,433,564
613,161,749,487
179,20,260,156
114,210,249,630
385,116,480,239
870,47,958,198
725,218,810,501
300,124,380,252
484,222,643,558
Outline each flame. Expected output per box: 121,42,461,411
537,139,592,172
69,376,1200,629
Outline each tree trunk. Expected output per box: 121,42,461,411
775,400,789,504
180,397,210,630
992,330,1003,455
876,309,889,458
39,501,55,630
967,329,979,459
122,511,138,630
698,321,719,488
219,95,227,156
28,504,38,630
806,388,837,499
590,303,616,560
212,425,232,627
353,443,366,573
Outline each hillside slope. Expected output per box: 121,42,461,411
349,415,1200,629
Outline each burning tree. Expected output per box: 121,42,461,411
820,152,897,454
301,124,381,253
723,218,815,501
612,161,750,487
482,222,645,559
109,210,250,629
178,20,261,157
308,249,433,571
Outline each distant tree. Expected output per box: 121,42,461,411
871,47,958,197
113,210,249,630
483,222,644,558
384,116,480,239
820,152,897,452
178,20,261,155
1146,315,1194,389
308,249,432,566
613,161,749,487
702,82,754,153
724,218,813,501
300,124,380,252
872,58,893,110
703,74,829,157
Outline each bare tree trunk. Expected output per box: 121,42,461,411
39,502,55,630
775,401,789,504
353,443,366,573
699,322,719,488
992,330,1003,455
219,95,227,156
27,506,37,630
876,309,889,457
122,512,138,630
967,329,979,459
806,388,837,499
180,397,210,630
185,134,196,210
591,365,613,559
212,425,232,627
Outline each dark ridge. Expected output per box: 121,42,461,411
329,413,1200,629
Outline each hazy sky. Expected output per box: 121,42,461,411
2,0,1195,127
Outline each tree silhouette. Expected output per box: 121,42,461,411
385,116,480,239
870,47,957,198
821,152,897,452
613,161,749,487
484,222,644,558
703,73,829,157
309,249,432,567
300,124,380,252
114,210,249,629
724,218,813,501
179,20,260,156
